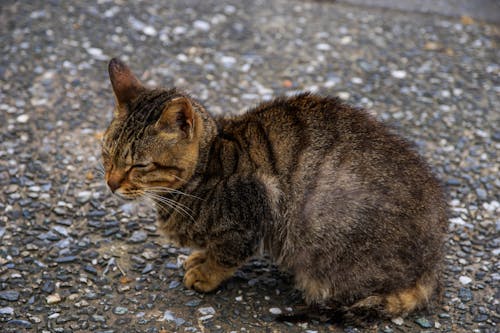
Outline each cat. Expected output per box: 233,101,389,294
102,58,447,321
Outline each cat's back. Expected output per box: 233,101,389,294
218,93,423,182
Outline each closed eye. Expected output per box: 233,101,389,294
132,163,155,171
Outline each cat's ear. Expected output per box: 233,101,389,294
155,97,195,140
108,58,144,112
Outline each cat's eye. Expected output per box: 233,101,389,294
132,163,153,170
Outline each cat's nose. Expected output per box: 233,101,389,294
107,178,121,193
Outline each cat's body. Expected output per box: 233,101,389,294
102,59,447,320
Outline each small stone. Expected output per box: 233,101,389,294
391,70,407,79
163,310,175,321
193,20,210,31
92,314,106,322
220,56,236,67
16,114,29,123
46,293,61,304
142,263,154,274
269,307,282,315
475,188,487,200
450,217,466,225
168,280,180,289
198,307,215,316
113,306,128,315
316,43,331,51
84,265,98,275
338,92,350,100
340,36,352,44
185,299,201,307
415,317,432,328
0,290,19,301
7,319,32,328
391,317,404,325
42,280,55,293
48,313,59,319
54,256,77,263
0,307,14,315
143,26,157,36
86,47,107,61
129,230,147,243
458,287,473,302
459,275,472,285
198,314,213,321
77,191,92,204
173,26,187,35
473,314,489,322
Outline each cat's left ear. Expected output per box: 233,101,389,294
155,97,195,140
108,58,144,115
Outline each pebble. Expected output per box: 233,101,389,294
458,287,473,302
0,290,20,301
77,191,92,203
128,230,147,243
168,280,181,289
198,307,215,315
220,56,236,67
7,319,32,328
142,263,154,274
46,293,62,304
337,92,350,100
475,188,487,200
162,310,186,326
391,70,407,79
113,306,128,315
185,299,201,307
0,307,14,315
16,114,29,123
86,47,107,61
269,307,282,315
415,317,433,328
54,256,77,263
316,43,331,51
193,20,210,31
473,314,489,322
198,314,213,321
459,275,472,285
340,35,352,44
391,317,404,325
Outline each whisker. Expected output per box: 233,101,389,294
144,194,196,224
146,191,195,214
146,186,204,201
145,191,197,223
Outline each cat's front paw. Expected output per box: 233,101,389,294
183,251,207,271
183,259,236,293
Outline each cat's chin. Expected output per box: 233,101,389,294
114,192,141,202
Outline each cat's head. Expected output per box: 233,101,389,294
101,58,205,200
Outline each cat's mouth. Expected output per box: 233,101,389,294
114,188,144,201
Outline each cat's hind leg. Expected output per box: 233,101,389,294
347,272,437,319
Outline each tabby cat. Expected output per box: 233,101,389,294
102,58,447,320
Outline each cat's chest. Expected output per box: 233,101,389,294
157,213,206,249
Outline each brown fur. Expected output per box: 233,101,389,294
102,59,448,321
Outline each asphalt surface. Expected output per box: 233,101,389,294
0,1,499,332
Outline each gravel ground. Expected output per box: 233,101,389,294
0,1,498,332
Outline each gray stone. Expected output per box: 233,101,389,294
0,290,19,301
113,306,128,315
128,230,147,243
415,317,433,328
